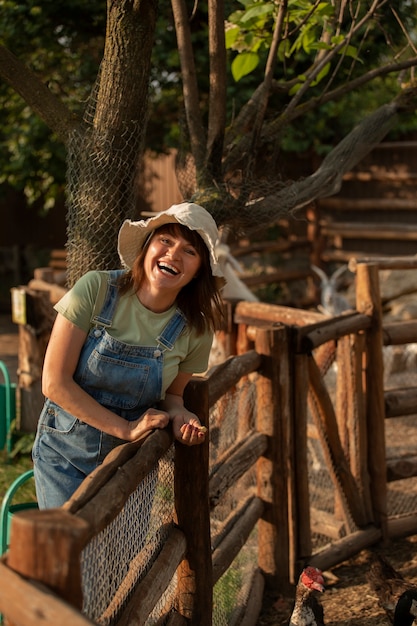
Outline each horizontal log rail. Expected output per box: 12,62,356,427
349,256,417,271
207,350,261,407
69,429,173,536
297,312,371,352
231,237,310,257
234,300,325,327
386,456,417,482
208,431,268,507
0,560,96,626
385,387,417,418
114,526,187,626
383,321,417,345
212,496,264,584
320,220,417,241
319,197,417,211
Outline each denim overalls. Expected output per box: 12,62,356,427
33,270,187,509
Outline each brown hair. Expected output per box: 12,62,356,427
118,223,224,335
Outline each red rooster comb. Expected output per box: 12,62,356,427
301,567,325,593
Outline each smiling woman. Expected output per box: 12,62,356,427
31,202,226,509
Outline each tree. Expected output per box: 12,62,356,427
0,0,416,284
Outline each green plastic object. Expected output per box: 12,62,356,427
0,469,38,556
0,360,17,455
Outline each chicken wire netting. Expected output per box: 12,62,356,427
80,449,176,625
209,376,259,626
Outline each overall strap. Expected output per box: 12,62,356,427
156,309,187,351
91,270,125,328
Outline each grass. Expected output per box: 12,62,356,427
0,446,37,505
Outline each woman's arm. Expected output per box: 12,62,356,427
42,313,170,441
161,372,207,445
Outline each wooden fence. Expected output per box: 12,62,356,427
1,258,417,625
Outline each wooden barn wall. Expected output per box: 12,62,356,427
315,140,417,261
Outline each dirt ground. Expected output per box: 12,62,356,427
258,535,417,625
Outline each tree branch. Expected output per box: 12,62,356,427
171,0,206,175
0,44,79,143
231,88,417,231
266,56,417,138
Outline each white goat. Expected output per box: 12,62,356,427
215,242,259,303
311,264,352,316
207,243,258,372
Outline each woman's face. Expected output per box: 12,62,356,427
142,227,202,295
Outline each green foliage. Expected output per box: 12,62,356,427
225,0,417,151
0,0,105,211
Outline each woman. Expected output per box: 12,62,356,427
32,202,225,509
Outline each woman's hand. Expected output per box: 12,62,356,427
171,412,207,446
127,408,170,441
161,385,207,446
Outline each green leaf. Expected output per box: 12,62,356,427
240,3,274,23
231,51,259,81
310,62,331,86
225,25,240,48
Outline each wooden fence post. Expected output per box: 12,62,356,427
255,325,293,593
7,508,90,609
355,262,387,539
292,352,311,572
174,377,212,625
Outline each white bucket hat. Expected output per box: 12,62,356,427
118,202,224,279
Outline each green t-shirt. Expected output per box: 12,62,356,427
54,270,213,398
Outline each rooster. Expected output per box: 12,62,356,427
366,549,417,625
289,566,325,626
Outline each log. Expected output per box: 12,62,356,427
321,221,417,240
292,353,312,566
206,350,261,407
356,263,388,537
319,197,417,211
343,171,417,182
73,429,173,536
308,526,382,571
386,455,417,482
322,249,382,263
235,300,325,327
385,387,417,418
113,527,186,626
211,494,257,551
255,326,293,592
310,507,346,540
63,431,155,514
387,513,417,538
7,509,90,610
0,560,95,626
208,431,268,507
229,567,265,626
297,312,371,352
27,278,68,304
349,256,417,272
231,237,310,257
212,496,264,584
175,378,212,625
307,356,369,528
382,321,417,346
242,268,312,288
